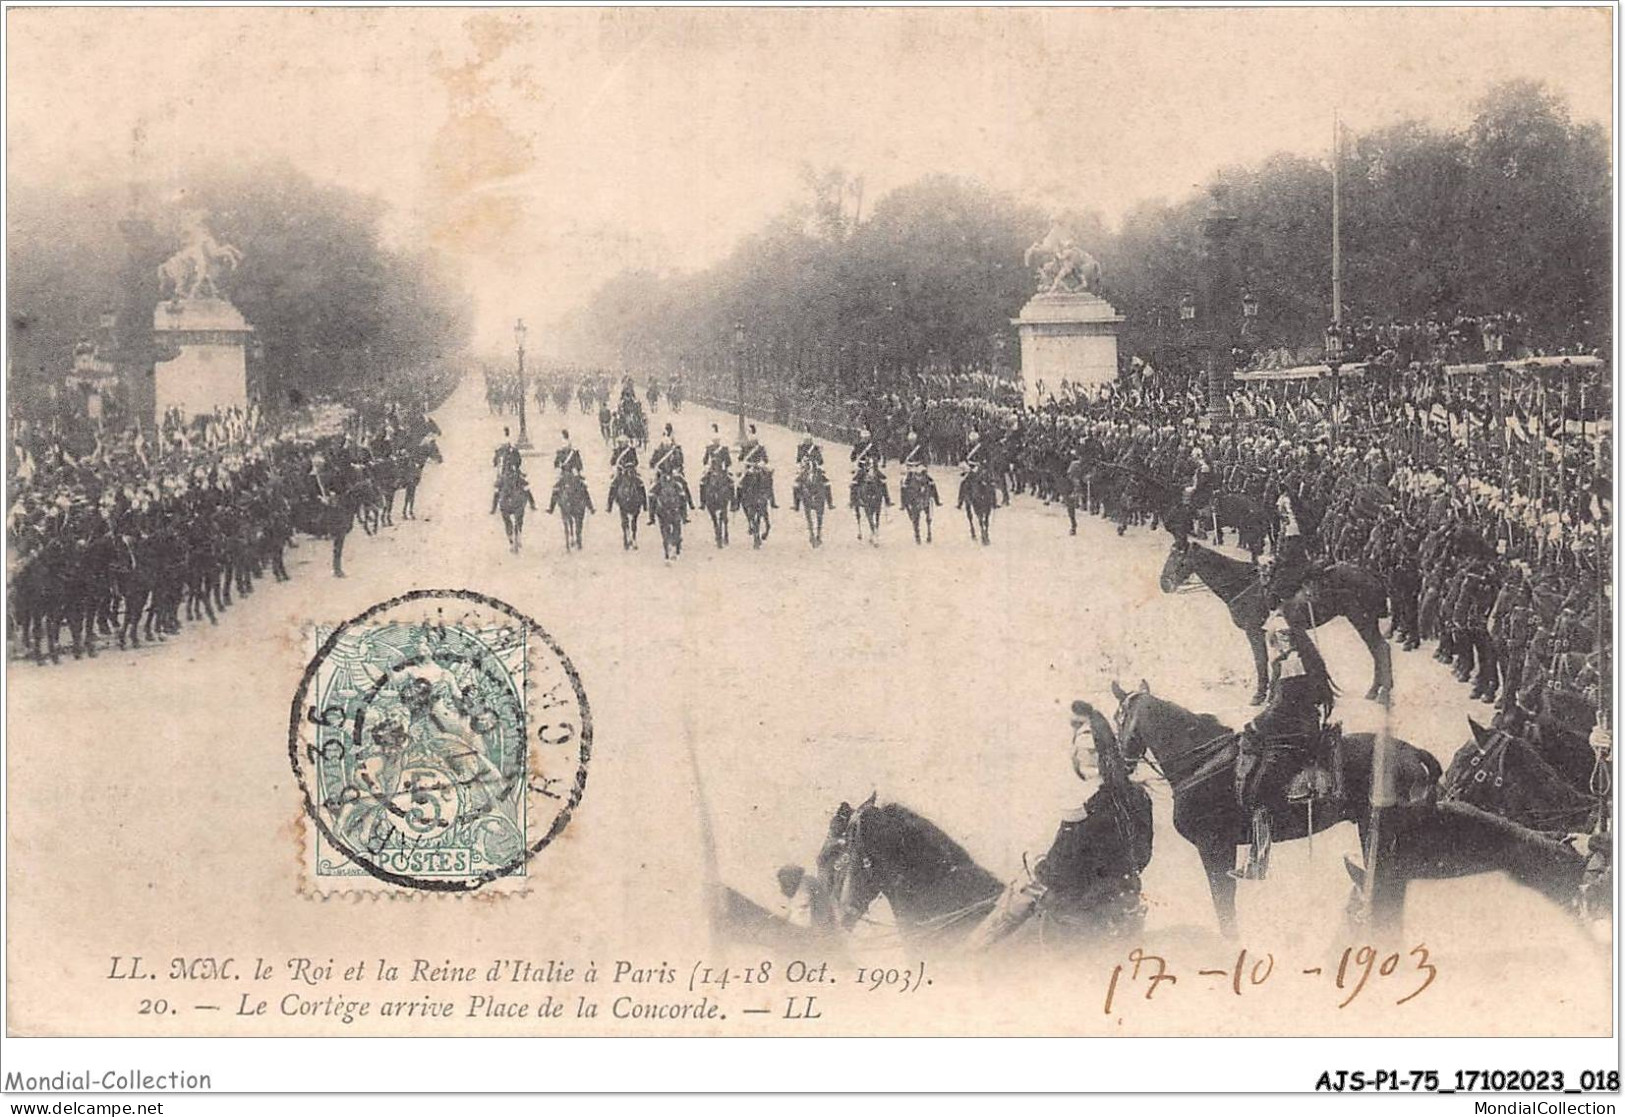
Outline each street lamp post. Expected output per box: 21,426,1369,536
515,318,530,449
733,320,747,441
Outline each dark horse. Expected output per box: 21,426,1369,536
1109,680,1441,937
548,472,592,552
292,489,361,577
494,470,536,554
1441,716,1601,836
816,793,1003,946
650,472,686,560
958,468,995,546
398,438,443,520
793,467,829,547
1160,539,1393,703
607,466,646,551
852,465,886,546
1195,492,1274,561
901,470,936,544
699,461,734,548
735,467,773,548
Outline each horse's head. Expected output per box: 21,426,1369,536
1159,541,1193,593
816,792,882,930
1109,679,1156,772
425,439,443,464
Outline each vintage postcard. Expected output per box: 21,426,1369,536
2,3,1617,1094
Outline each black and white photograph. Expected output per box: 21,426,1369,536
1,3,1617,1102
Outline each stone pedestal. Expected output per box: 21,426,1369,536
152,297,253,419
1012,292,1125,405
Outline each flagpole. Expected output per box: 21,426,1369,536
1331,109,1342,330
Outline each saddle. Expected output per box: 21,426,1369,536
1284,723,1345,803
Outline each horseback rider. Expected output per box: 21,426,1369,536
901,430,941,506
549,429,593,512
491,426,521,478
966,701,1153,949
1264,485,1313,611
793,435,833,511
648,423,694,521
738,423,778,508
849,428,890,508
956,429,986,510
608,432,639,475
1233,617,1336,880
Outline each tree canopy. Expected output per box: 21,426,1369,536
563,79,1609,387
8,161,473,416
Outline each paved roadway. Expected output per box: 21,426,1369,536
7,377,1608,1036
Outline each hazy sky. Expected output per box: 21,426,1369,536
7,6,1614,351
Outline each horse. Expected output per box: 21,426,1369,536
1337,796,1602,930
699,461,734,548
852,465,886,545
1109,680,1441,937
793,467,830,547
1196,491,1274,560
815,793,1003,946
1160,539,1393,703
291,488,360,577
398,438,442,520
650,472,686,560
958,468,996,545
735,467,773,548
901,470,936,544
1441,716,1601,836
494,470,536,554
607,466,646,551
548,472,592,552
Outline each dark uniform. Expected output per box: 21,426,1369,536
793,439,833,511
1266,489,1312,611
1234,624,1334,879
649,437,694,515
702,439,733,473
900,438,941,507
608,442,639,473
849,437,888,507
956,437,986,510
739,429,777,508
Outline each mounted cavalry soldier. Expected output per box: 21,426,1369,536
1233,616,1336,880
901,430,941,506
965,700,1152,949
793,435,833,511
1264,484,1314,612
849,428,889,507
649,423,694,520
492,426,521,477
956,429,987,511
795,434,824,470
553,429,583,477
739,423,777,508
608,432,639,475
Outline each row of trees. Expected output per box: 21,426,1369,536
561,80,1609,390
9,161,473,422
